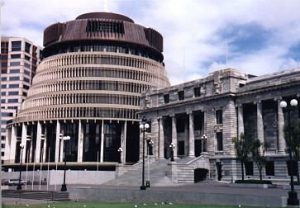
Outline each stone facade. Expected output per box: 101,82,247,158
140,68,300,183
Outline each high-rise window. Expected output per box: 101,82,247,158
23,85,30,90
25,55,31,61
9,76,20,81
10,69,20,73
23,77,30,83
11,54,21,59
8,91,19,95
9,84,19,88
8,99,18,103
10,62,20,66
25,42,31,53
11,41,21,51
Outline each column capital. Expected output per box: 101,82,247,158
186,110,193,115
254,100,262,105
274,97,282,101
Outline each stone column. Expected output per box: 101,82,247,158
171,115,177,158
188,112,195,157
55,120,61,162
43,129,47,162
158,117,165,159
21,123,27,163
10,126,17,163
277,100,286,153
257,101,264,152
237,105,244,138
77,120,83,162
35,121,42,163
120,121,127,164
96,122,100,163
60,134,64,162
100,120,105,162
204,109,215,153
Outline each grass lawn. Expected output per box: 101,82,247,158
2,201,272,208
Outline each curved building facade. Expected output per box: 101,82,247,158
5,12,170,167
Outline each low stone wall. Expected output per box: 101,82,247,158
69,186,286,207
1,170,115,185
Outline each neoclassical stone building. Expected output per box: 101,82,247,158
4,12,170,168
140,68,300,183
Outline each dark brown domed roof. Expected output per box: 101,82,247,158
76,12,134,23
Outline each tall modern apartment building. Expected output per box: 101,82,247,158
5,12,170,168
1,37,42,164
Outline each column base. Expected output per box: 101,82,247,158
146,180,150,188
16,184,22,190
61,184,67,192
140,185,147,190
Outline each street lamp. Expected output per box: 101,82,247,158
169,142,176,162
146,139,154,188
117,147,123,164
139,119,150,190
280,99,299,206
61,135,70,192
17,143,25,190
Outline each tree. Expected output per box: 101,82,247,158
250,139,266,181
232,133,251,181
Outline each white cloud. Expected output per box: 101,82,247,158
3,0,300,84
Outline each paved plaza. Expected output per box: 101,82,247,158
3,181,295,207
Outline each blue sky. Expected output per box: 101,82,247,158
2,0,300,84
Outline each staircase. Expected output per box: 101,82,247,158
172,154,210,184
104,155,210,186
104,158,174,186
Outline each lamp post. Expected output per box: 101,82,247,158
61,135,70,192
139,119,150,190
146,139,154,188
280,99,299,206
169,142,176,162
117,147,123,164
17,143,24,190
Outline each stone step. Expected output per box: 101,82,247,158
105,159,173,186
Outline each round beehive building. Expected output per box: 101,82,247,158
6,12,170,168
